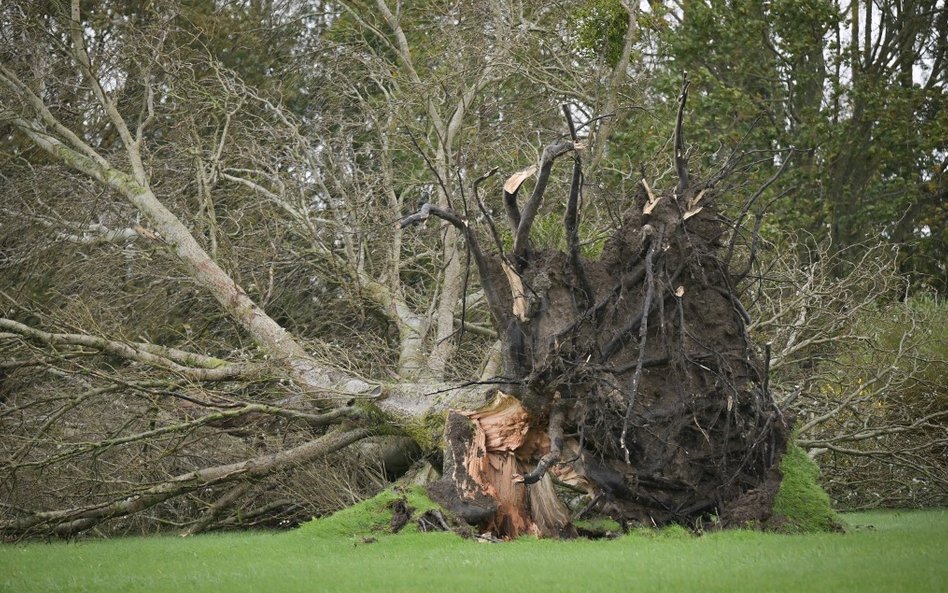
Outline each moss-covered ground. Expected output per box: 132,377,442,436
772,443,841,532
2,500,945,593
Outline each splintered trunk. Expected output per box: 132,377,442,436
404,81,790,537
428,395,571,537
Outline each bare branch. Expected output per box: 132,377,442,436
69,0,146,184
0,318,256,381
10,405,360,471
2,427,372,537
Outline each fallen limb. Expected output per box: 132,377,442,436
2,427,373,537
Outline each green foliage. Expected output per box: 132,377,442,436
570,0,629,67
812,295,947,508
3,511,947,592
175,0,321,116
773,444,841,533
297,486,441,540
904,297,948,401
528,211,609,258
830,293,948,407
843,296,948,408
646,0,947,289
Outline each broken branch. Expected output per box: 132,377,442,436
513,141,575,265
674,72,690,195
562,104,594,311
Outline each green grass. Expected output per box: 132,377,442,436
2,507,945,593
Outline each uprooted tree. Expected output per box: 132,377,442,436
0,1,790,538
399,92,789,537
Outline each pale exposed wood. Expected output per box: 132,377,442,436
503,165,538,194
683,206,704,220
467,393,532,452
528,473,571,536
457,393,570,537
642,178,662,214
501,261,530,322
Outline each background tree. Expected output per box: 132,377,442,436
649,0,946,288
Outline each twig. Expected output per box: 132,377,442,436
724,153,793,270
471,167,503,254
406,128,451,209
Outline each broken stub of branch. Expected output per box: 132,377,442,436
641,178,661,215
512,141,575,265
501,260,530,322
503,166,537,195
674,72,690,195
561,103,593,310
502,165,536,230
683,188,706,220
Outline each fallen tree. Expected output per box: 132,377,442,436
0,2,789,538
2,80,787,539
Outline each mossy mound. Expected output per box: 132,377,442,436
772,443,842,533
296,486,446,540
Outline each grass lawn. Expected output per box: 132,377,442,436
1,507,945,593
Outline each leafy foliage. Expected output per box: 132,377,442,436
649,0,947,289
570,0,630,68
816,296,948,508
